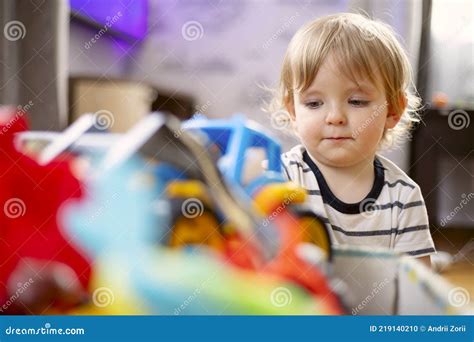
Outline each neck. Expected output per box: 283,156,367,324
308,153,376,203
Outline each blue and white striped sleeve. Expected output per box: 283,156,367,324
393,185,436,257
280,154,291,181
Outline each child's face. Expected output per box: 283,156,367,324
290,56,400,168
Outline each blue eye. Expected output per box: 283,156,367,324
305,101,323,109
349,99,370,107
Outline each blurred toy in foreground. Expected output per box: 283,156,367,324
60,113,343,314
0,106,91,314
178,115,336,295
182,114,333,258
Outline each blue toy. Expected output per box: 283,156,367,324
183,114,285,197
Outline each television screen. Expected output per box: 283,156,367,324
70,0,148,41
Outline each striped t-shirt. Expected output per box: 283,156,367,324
281,144,436,257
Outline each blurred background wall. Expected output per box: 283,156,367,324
0,0,472,232
68,0,424,171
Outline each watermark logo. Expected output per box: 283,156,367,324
181,21,204,41
262,190,299,227
0,101,34,136
270,110,291,131
352,278,390,315
448,287,470,308
270,287,292,307
262,12,300,50
440,193,473,227
358,21,377,41
173,113,202,138
84,12,123,49
93,110,115,131
0,278,34,313
4,21,26,41
352,101,387,139
4,198,26,219
448,109,470,130
181,198,204,219
92,287,115,308
173,273,217,315
359,198,379,219
194,100,212,115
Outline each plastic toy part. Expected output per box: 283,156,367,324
0,107,91,314
69,247,337,315
183,114,284,196
181,114,333,262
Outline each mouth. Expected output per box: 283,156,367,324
325,137,353,140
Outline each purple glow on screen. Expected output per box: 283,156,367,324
70,0,148,40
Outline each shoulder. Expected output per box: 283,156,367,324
281,144,306,165
376,154,419,195
280,144,312,183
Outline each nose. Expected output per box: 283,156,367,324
325,104,347,126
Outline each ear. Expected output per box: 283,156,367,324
385,93,407,129
284,93,296,121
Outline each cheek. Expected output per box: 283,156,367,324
295,112,322,140
352,113,386,143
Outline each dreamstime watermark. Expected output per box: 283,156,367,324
357,20,378,41
0,278,34,313
262,12,300,50
5,323,85,336
436,239,474,273
0,101,34,135
270,110,291,131
452,239,474,263
84,12,123,50
93,110,115,131
448,287,470,308
352,101,388,139
181,21,204,41
3,20,26,41
172,113,201,138
359,198,380,219
86,192,119,225
352,278,390,315
440,192,473,227
173,273,217,315
270,287,292,307
92,287,115,308
181,198,204,219
194,100,212,115
261,190,299,227
448,109,470,130
3,198,26,219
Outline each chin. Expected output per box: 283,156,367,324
323,158,358,168
317,151,363,168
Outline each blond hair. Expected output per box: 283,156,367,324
267,13,421,149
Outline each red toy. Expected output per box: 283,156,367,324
0,107,91,314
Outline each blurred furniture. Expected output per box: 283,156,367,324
151,89,195,121
69,77,195,132
0,0,69,130
410,108,474,229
